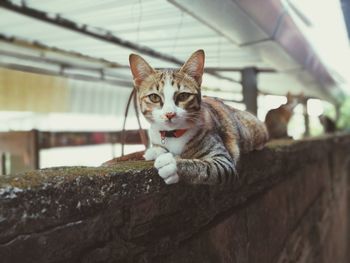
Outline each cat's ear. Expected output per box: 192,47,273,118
298,92,305,102
180,49,205,86
286,92,293,102
129,54,155,87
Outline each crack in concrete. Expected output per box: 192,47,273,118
0,220,83,247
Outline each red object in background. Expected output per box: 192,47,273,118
92,132,106,144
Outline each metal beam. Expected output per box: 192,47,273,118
0,50,129,80
0,1,184,65
205,67,276,73
0,62,133,88
0,34,122,68
0,0,239,83
0,35,242,86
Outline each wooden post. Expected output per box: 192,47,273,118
335,103,341,123
242,67,258,115
1,153,5,175
302,98,310,137
0,131,40,174
31,129,40,170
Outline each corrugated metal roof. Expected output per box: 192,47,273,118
0,0,347,106
1,0,267,68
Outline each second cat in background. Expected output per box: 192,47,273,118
264,92,304,140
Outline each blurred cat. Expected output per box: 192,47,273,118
128,50,268,185
265,92,303,139
319,115,337,133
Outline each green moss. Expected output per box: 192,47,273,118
0,161,154,189
104,160,154,171
2,133,348,190
266,139,297,149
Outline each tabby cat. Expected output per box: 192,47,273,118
129,50,268,185
264,92,302,139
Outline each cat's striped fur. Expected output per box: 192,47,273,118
129,50,268,185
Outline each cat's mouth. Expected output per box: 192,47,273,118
165,120,176,126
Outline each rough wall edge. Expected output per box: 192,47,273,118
0,133,350,262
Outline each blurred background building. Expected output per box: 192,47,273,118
0,0,349,172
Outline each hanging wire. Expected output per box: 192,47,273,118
121,88,148,156
133,90,148,148
121,0,145,157
121,89,135,156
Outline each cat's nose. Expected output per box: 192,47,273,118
165,112,176,120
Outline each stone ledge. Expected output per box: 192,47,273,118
0,133,350,263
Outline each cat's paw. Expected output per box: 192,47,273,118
154,153,179,184
144,146,167,161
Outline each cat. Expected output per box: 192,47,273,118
129,50,268,185
264,92,302,140
319,115,337,133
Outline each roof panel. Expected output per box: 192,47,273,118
0,1,265,69
0,0,344,102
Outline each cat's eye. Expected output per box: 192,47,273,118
148,93,161,103
177,92,192,102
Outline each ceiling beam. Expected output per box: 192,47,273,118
0,62,133,88
0,50,129,80
0,34,122,69
205,67,276,73
0,0,240,83
0,1,183,64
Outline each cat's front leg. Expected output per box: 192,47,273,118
154,152,179,184
144,146,168,161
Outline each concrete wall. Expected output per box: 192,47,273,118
0,134,349,263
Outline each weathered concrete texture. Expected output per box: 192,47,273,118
0,134,350,263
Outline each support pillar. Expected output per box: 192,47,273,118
302,98,310,137
335,104,341,123
242,67,258,115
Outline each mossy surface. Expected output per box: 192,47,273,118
1,133,349,191
0,134,349,263
265,132,350,150
0,161,154,190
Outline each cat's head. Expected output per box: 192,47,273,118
286,91,304,109
129,50,205,130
